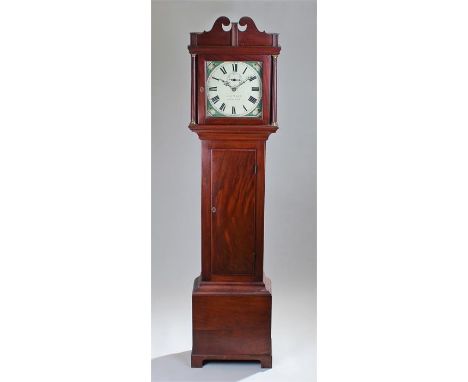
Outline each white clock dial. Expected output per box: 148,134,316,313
206,61,262,118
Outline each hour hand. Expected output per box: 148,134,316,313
212,77,232,87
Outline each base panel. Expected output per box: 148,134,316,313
191,275,272,368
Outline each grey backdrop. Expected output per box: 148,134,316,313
152,1,316,381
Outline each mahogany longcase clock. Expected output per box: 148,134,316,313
188,16,280,368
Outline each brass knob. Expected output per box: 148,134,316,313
211,207,216,213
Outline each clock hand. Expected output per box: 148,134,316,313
232,75,255,91
212,76,233,88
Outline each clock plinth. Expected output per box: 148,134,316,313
188,17,280,368
191,275,272,368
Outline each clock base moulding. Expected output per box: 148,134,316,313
191,274,273,369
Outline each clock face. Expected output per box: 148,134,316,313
206,61,262,118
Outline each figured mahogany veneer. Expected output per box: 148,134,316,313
211,148,256,275
190,16,279,48
189,17,280,369
192,275,272,368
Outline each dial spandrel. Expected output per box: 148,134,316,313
206,61,263,118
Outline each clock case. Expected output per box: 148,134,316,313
188,16,280,369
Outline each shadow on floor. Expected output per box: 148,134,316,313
151,351,267,382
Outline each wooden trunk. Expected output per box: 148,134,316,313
189,129,275,368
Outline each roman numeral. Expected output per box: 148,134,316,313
220,66,227,74
243,105,248,112
209,86,217,91
252,87,259,91
248,96,257,104
213,77,221,81
242,66,248,74
232,63,238,72
220,103,226,111
249,76,257,81
232,106,236,114
211,95,220,104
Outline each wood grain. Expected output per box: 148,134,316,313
189,16,279,49
211,149,256,275
192,275,272,368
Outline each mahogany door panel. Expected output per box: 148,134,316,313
211,149,256,275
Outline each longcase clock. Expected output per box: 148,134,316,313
188,16,280,368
